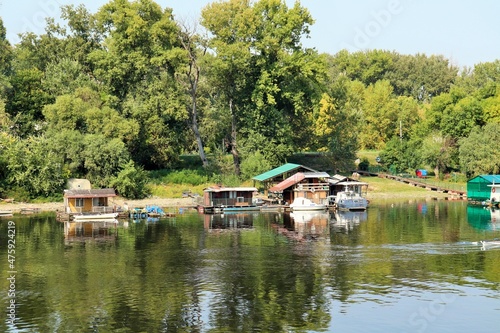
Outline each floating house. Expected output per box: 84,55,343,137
467,175,500,206
63,188,117,214
199,186,259,213
268,172,331,205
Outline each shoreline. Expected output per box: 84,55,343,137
0,191,465,214
0,197,198,214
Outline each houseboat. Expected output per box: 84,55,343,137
198,186,259,213
63,187,118,220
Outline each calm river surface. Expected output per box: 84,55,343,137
1,199,499,333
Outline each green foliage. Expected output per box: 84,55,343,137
240,151,272,180
81,134,131,187
358,158,370,171
109,161,151,199
4,136,67,198
0,0,499,199
459,123,500,177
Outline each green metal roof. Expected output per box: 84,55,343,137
467,175,500,201
468,175,500,184
252,163,316,182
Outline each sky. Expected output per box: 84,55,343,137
1,0,499,68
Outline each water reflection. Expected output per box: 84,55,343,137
64,219,119,244
1,201,500,333
467,205,500,231
331,210,367,233
203,212,257,230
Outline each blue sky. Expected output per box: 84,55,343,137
1,0,499,68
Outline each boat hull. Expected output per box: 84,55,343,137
289,198,327,211
73,213,118,221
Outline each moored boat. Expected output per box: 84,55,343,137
334,186,368,211
289,198,327,211
73,212,119,221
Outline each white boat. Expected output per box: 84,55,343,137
335,186,368,211
289,198,327,211
73,212,119,221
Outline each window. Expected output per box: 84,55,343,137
75,198,84,207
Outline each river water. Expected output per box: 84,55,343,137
1,199,499,333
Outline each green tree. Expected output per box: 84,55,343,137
202,0,323,173
82,134,130,187
441,95,484,139
109,160,151,199
4,136,66,198
459,123,500,177
312,93,358,171
90,0,188,169
419,132,457,178
359,80,396,149
5,68,53,137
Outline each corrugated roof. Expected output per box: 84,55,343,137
64,188,116,198
481,175,500,183
269,173,306,193
469,175,500,183
253,163,317,182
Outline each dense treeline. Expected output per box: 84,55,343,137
0,0,499,200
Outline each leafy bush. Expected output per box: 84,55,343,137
358,158,370,171
240,151,272,180
110,161,151,199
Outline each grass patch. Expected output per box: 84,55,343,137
357,150,381,165
149,183,207,198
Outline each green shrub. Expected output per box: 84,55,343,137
110,161,151,199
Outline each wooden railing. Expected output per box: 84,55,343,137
295,183,330,192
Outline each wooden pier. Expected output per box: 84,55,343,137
357,171,467,198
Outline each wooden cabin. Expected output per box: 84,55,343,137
201,186,258,212
268,172,331,205
63,188,117,213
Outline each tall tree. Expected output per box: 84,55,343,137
90,0,188,169
202,0,323,174
201,0,255,175
459,123,500,177
177,20,209,167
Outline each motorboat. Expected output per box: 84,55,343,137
335,186,368,211
73,212,119,221
289,198,327,211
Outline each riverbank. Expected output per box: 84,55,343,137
0,197,197,214
0,175,466,213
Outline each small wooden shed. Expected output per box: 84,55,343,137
202,186,258,208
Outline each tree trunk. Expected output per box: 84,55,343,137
229,98,240,176
178,24,209,168
190,97,208,167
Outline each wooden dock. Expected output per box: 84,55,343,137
357,171,467,198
